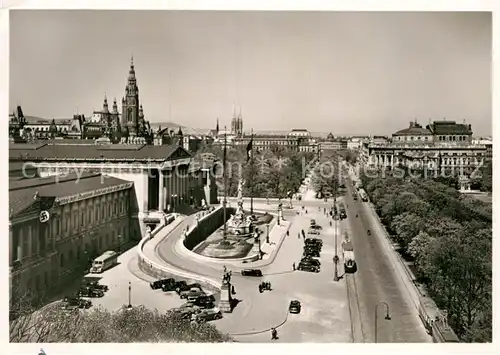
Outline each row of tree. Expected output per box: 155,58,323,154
360,171,492,342
10,296,232,343
198,144,315,198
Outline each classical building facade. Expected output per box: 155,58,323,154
9,141,216,235
368,120,486,176
9,172,136,300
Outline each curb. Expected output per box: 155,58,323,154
228,310,289,336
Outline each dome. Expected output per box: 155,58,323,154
393,121,432,136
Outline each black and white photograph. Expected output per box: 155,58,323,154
4,1,495,350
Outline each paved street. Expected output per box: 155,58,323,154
156,185,351,342
82,246,185,313
342,176,431,343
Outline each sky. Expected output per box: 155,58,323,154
9,10,492,136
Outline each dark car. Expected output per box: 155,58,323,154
304,251,320,258
61,296,92,310
301,257,321,267
78,286,104,298
298,263,320,273
83,280,109,292
190,294,216,308
305,238,323,245
289,300,301,314
193,308,223,322
150,278,176,290
241,269,263,277
310,225,322,230
173,281,188,293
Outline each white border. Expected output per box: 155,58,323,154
1,1,498,355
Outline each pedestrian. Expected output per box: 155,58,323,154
271,327,278,340
298,232,300,239
305,209,308,214
286,230,289,236
231,285,236,295
292,262,296,271
223,265,227,273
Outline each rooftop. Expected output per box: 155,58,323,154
427,121,472,135
9,142,191,162
393,121,432,136
9,172,132,218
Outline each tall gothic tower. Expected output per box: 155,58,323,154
121,57,140,136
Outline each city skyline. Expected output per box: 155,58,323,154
10,11,492,136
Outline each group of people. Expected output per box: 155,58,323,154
259,281,272,293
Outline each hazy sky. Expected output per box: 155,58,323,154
10,11,491,135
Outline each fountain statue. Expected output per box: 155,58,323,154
226,178,252,235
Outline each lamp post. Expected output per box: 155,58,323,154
127,281,132,309
374,301,391,343
254,229,262,260
333,178,340,282
266,223,270,244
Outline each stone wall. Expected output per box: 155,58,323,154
183,207,236,250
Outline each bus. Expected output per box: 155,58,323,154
90,251,119,273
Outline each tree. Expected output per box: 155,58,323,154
390,212,425,250
10,302,233,343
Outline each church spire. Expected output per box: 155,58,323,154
112,98,118,114
103,93,109,112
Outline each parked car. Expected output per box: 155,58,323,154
298,262,320,273
150,278,175,290
174,281,189,293
301,257,321,267
304,250,320,258
78,286,104,298
192,308,223,322
289,300,301,314
172,306,202,320
305,238,323,245
307,229,321,235
190,295,216,308
241,269,263,277
309,219,316,226
180,288,205,300
162,282,178,292
61,296,92,310
310,225,322,230
83,279,109,292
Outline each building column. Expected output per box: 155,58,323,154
158,169,164,212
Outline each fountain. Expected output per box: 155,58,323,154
226,179,252,236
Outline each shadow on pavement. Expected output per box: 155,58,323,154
230,298,242,311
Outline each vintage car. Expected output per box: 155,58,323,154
150,278,176,290
192,308,223,322
241,269,263,277
289,300,302,314
61,296,92,310
78,286,104,298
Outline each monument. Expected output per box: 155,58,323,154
218,271,233,313
226,179,252,236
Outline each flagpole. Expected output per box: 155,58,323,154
223,128,228,240
250,128,254,216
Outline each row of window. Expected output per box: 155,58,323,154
438,135,469,141
57,195,129,237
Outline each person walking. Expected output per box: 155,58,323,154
271,327,278,340
292,262,296,271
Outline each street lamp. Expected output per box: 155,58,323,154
127,281,132,309
266,223,270,244
374,301,391,343
333,180,340,282
254,229,262,260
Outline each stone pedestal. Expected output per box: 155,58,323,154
218,281,233,313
